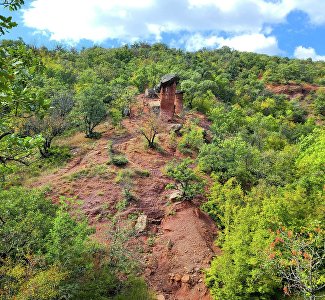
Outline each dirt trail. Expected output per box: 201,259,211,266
29,98,219,300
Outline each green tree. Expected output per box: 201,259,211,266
0,0,24,35
24,84,74,157
109,85,138,127
314,88,325,116
0,38,48,182
0,188,55,260
178,121,205,154
138,112,163,149
206,203,281,300
270,228,325,300
75,84,107,137
296,128,325,193
198,136,260,187
0,188,153,300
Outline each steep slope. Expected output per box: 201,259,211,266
29,96,218,300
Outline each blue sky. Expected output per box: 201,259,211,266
2,0,325,60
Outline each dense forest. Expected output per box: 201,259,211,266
1,1,324,300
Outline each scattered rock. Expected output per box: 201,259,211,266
174,274,182,282
144,268,154,276
151,218,162,225
123,107,131,116
203,129,213,143
149,102,161,115
167,239,174,250
87,207,103,217
169,123,183,135
181,274,190,283
156,294,165,300
169,191,182,202
145,88,157,98
135,214,148,233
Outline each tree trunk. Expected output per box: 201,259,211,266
86,122,93,138
149,132,156,148
39,138,52,158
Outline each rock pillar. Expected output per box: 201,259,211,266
160,82,176,120
175,91,184,115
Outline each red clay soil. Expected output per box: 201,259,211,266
266,82,318,99
148,201,219,300
29,95,219,300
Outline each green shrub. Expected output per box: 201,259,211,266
113,277,155,300
116,199,128,211
46,145,71,164
134,168,150,177
165,158,204,200
178,122,204,155
107,140,114,154
111,154,129,166
66,164,112,181
314,88,325,116
192,90,217,113
115,169,136,202
110,107,123,127
115,169,135,183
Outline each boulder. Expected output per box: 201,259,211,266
203,129,213,143
169,123,183,135
167,239,174,250
149,102,161,115
174,274,182,282
123,107,131,116
181,274,190,283
135,214,148,233
145,88,157,98
169,191,182,202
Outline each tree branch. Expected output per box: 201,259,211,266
0,132,12,141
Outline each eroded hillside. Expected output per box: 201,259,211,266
29,96,219,300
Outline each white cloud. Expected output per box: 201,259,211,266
294,46,325,61
291,0,325,25
22,0,325,55
184,33,280,55
218,33,279,55
23,0,291,43
188,0,325,25
23,0,154,43
183,34,220,52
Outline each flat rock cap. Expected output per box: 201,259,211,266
155,74,180,92
160,74,179,85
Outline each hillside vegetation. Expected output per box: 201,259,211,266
1,22,325,300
